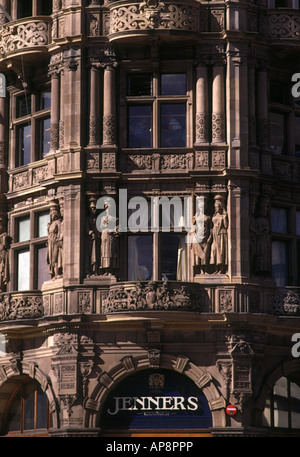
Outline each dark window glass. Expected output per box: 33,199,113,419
18,0,32,18
17,124,31,166
269,112,286,154
275,0,288,6
6,389,22,432
271,207,288,233
24,384,35,430
40,2,52,15
36,387,48,429
270,81,286,104
295,116,300,158
128,74,153,96
161,74,186,95
128,235,153,281
17,95,31,118
160,104,186,147
272,240,288,286
39,117,51,157
297,211,300,236
128,105,152,148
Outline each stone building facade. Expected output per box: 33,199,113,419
0,0,298,437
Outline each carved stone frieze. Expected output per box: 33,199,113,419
269,12,300,39
109,1,199,36
271,287,300,316
102,281,208,313
0,20,51,56
0,293,43,321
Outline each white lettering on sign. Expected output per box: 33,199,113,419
107,396,199,416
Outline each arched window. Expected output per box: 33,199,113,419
1,378,52,436
262,374,300,430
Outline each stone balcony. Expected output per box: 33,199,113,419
0,284,298,323
0,16,51,61
107,0,200,42
268,9,300,41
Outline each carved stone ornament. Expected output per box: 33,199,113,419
0,294,43,321
102,281,207,313
272,288,300,316
0,20,50,56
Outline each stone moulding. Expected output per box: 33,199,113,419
101,281,209,313
0,17,51,59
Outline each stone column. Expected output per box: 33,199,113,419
212,65,225,143
0,96,6,168
102,64,116,147
195,64,209,144
89,65,100,146
50,72,60,152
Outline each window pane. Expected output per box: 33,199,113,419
295,117,300,158
17,250,30,290
18,124,31,166
160,104,186,147
270,81,286,104
272,241,288,287
24,384,35,430
269,112,286,154
38,212,50,237
18,0,32,18
40,117,51,157
161,74,186,95
128,236,153,281
39,90,51,110
128,74,153,96
271,207,288,233
37,246,50,289
161,234,186,281
128,105,152,148
18,217,30,242
17,94,31,118
36,386,48,429
6,389,22,432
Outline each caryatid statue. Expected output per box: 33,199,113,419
85,195,101,277
47,199,63,279
190,196,212,274
0,217,10,291
98,199,119,276
210,194,228,274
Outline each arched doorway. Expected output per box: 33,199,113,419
100,369,213,437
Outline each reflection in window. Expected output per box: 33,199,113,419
272,240,288,286
37,246,50,289
39,90,51,110
128,235,153,280
160,104,186,148
128,105,152,148
161,74,186,95
17,249,30,291
39,117,51,157
18,217,30,242
161,234,186,281
38,212,50,238
17,124,31,166
17,94,31,118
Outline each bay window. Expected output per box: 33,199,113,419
12,210,50,291
124,71,190,149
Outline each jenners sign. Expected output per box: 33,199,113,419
107,396,199,415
